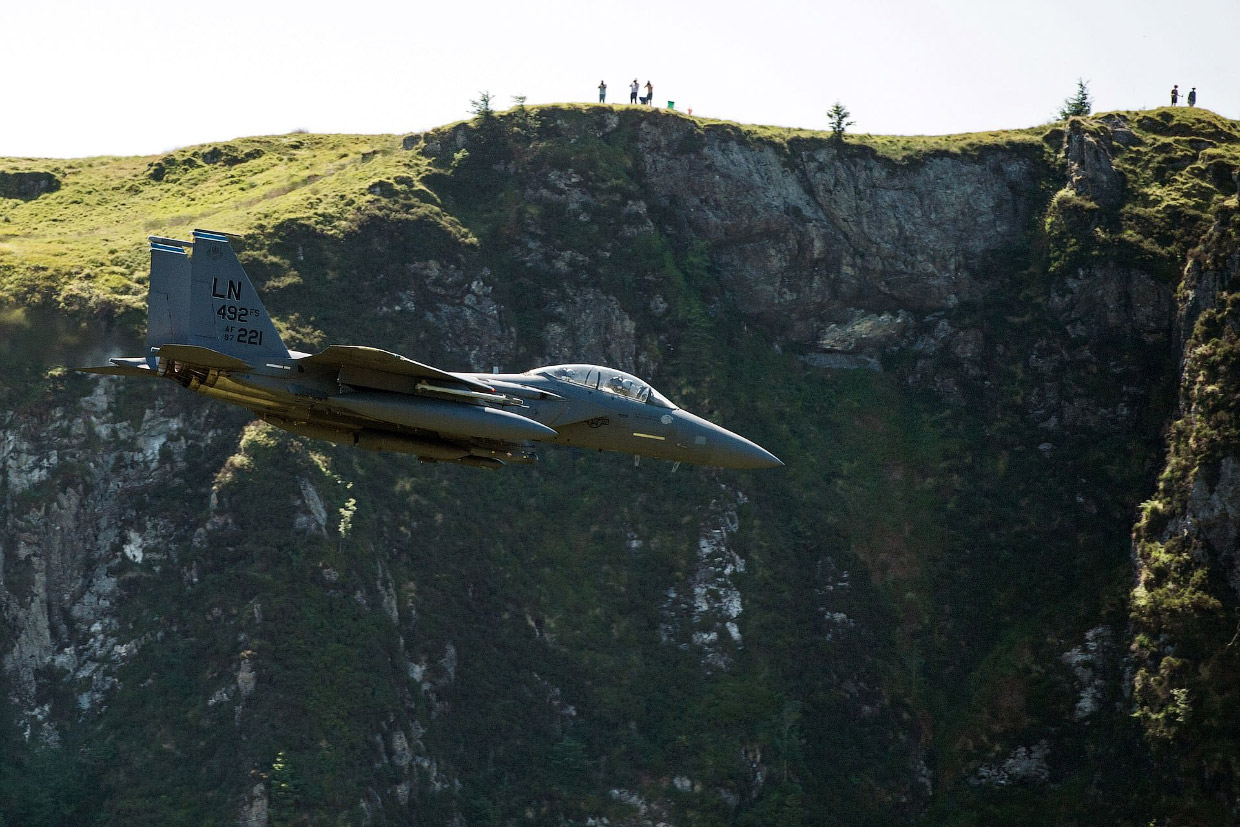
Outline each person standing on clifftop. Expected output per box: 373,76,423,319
645,80,654,105
599,80,607,103
1171,84,1179,105
1188,87,1197,107
630,79,639,104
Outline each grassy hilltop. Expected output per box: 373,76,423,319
3,104,1236,322
1,104,1239,825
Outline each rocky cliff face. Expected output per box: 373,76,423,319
1129,200,1240,818
1,381,224,737
1,106,1236,825
637,118,1042,337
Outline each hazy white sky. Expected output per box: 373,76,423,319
3,0,1235,158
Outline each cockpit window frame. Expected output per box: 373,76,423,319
535,364,677,409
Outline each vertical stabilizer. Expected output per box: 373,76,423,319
187,229,289,360
146,242,191,367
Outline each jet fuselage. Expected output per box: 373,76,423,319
82,231,783,471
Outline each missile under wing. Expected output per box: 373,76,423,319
79,231,782,471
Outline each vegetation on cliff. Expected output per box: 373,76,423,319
1,104,1238,825
1129,201,1240,822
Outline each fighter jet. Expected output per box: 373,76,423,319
79,230,782,471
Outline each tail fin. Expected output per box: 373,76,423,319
145,229,290,362
146,241,192,367
188,229,289,360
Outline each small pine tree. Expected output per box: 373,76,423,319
510,95,539,133
1058,78,1092,119
470,90,494,120
827,102,854,141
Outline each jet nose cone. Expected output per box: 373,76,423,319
673,411,783,469
700,424,783,469
716,434,784,469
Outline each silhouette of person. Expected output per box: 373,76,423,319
1171,85,1179,105
644,80,653,105
599,80,607,103
630,79,639,104
1187,87,1197,107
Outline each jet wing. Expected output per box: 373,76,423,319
301,345,494,392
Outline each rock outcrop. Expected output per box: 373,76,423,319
0,170,60,200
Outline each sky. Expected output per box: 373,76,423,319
3,0,1236,158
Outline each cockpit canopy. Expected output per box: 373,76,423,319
535,364,676,408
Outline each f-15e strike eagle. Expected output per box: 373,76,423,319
80,230,782,471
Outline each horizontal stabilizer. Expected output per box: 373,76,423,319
76,360,159,378
302,345,494,392
156,344,253,371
